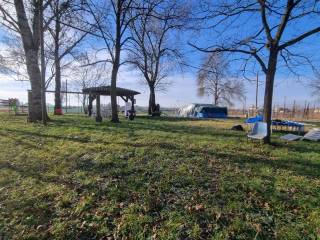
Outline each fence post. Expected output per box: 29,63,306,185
292,100,296,120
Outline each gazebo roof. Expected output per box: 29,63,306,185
82,86,140,96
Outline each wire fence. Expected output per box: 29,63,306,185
229,106,320,121
2,96,320,121
0,99,28,115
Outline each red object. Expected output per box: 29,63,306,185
54,108,63,115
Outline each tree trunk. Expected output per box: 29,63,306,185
263,48,278,143
88,95,94,117
110,62,119,123
54,46,62,115
26,49,43,122
54,9,62,115
214,80,219,105
214,94,218,106
95,94,102,122
83,94,88,114
14,0,43,122
54,55,62,115
148,84,156,115
110,3,121,123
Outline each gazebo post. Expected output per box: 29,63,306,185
83,86,140,121
131,96,135,111
88,94,95,117
96,94,102,122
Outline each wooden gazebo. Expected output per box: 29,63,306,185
82,86,140,122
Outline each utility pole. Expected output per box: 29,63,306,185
65,79,68,113
283,96,286,118
306,102,310,119
292,100,296,119
255,72,259,110
303,100,307,118
40,0,47,125
243,96,247,117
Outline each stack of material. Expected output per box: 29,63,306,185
280,134,302,141
245,116,305,134
302,128,320,141
280,128,320,142
272,119,305,133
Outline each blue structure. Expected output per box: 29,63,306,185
245,115,305,133
196,106,228,118
245,115,263,124
178,104,228,119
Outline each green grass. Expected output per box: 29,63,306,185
0,113,319,239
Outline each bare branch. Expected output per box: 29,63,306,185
279,26,320,50
189,43,268,74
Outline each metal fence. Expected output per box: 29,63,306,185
0,99,28,115
229,107,320,121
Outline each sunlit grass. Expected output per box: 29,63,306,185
0,113,319,239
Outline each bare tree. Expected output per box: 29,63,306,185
0,32,66,89
311,70,320,95
82,0,140,122
70,57,107,113
197,52,245,106
0,34,28,81
45,0,89,115
0,0,52,122
191,0,320,143
128,0,187,115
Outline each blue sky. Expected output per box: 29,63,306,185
0,0,320,109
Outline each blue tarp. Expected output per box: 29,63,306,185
196,106,228,118
245,115,263,123
245,115,304,128
272,119,304,128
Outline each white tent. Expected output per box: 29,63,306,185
178,103,215,117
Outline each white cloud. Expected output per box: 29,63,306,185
0,76,30,102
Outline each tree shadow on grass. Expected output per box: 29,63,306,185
3,128,93,144
0,161,81,192
50,117,246,140
213,150,320,179
3,116,320,179
0,151,141,200
0,131,40,149
1,125,185,153
269,140,320,155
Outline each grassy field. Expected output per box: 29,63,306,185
0,113,319,239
